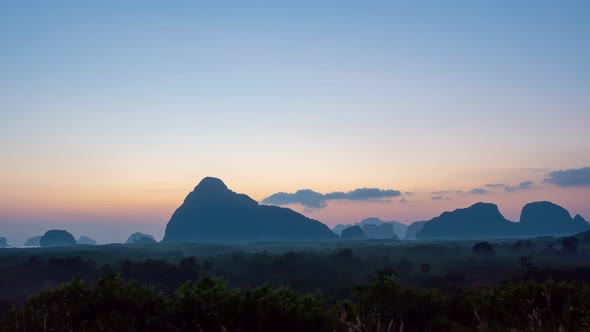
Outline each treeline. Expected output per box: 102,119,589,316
1,242,589,316
3,270,590,331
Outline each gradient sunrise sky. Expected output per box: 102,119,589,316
1,1,589,244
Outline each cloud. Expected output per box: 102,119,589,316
404,191,414,196
400,198,408,203
482,180,536,192
262,189,326,208
262,187,402,208
431,196,451,200
432,190,449,195
325,188,401,200
505,180,535,192
470,188,488,194
544,167,590,187
432,190,463,195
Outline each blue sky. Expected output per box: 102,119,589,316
0,1,589,244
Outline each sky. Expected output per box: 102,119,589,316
1,1,589,244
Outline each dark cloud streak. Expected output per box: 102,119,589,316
262,187,402,208
544,167,590,187
505,180,534,192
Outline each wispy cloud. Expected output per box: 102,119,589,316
470,188,488,194
324,188,401,200
483,180,535,192
505,180,534,192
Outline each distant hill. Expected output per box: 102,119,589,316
415,201,590,240
40,230,77,248
162,177,337,243
0,237,8,248
331,224,353,236
332,218,407,239
360,218,407,239
416,203,516,240
405,221,427,240
574,229,590,244
341,226,366,240
24,236,42,247
126,232,157,244
78,236,97,245
361,223,399,240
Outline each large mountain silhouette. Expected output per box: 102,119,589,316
162,177,337,242
415,201,590,240
416,203,516,240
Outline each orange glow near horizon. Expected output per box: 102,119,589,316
2,168,589,229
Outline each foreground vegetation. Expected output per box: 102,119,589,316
3,271,590,331
2,237,590,331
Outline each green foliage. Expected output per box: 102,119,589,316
3,239,590,331
4,271,590,331
3,274,167,331
472,241,495,255
463,280,590,330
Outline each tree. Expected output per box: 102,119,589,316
472,242,495,255
519,255,534,270
562,236,579,253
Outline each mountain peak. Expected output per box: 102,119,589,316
360,217,384,225
195,177,228,192
470,202,500,211
574,214,588,224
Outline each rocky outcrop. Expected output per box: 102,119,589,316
78,236,97,245
361,223,399,240
126,232,157,244
405,221,426,240
24,236,42,247
333,218,407,239
359,218,407,239
416,203,516,240
341,226,367,240
331,224,353,236
40,230,77,248
518,201,590,236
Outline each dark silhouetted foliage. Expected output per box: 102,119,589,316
472,241,495,255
